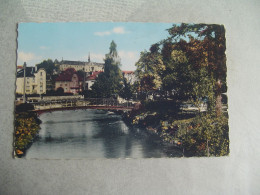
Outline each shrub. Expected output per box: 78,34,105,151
16,103,34,113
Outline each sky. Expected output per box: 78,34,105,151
17,22,174,71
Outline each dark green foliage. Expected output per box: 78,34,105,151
174,113,229,157
56,87,64,95
120,77,132,99
16,103,34,113
91,41,123,98
36,59,58,75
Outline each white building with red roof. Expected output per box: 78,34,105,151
85,71,102,90
122,70,137,85
55,68,83,94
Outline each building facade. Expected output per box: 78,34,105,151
16,67,47,95
85,71,102,90
59,58,104,73
55,68,83,94
59,60,85,72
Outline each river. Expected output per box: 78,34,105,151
26,109,183,159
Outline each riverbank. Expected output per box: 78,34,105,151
122,100,229,157
14,104,41,158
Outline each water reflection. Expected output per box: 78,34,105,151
26,109,182,159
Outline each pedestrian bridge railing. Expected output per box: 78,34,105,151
31,98,135,111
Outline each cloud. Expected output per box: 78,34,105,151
112,27,126,34
118,51,139,70
17,51,42,66
94,26,128,36
18,52,39,62
39,46,48,50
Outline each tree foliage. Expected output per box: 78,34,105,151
167,23,227,115
135,45,165,93
36,59,58,75
133,23,229,156
91,41,123,98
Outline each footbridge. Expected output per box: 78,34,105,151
31,98,135,114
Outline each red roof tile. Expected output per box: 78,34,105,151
86,71,102,80
56,68,83,81
122,70,134,74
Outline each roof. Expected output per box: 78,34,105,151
61,60,85,65
17,65,23,70
86,71,102,80
122,71,134,74
85,62,104,66
55,68,83,82
16,67,36,78
61,60,104,66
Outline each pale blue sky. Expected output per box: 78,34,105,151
17,22,174,70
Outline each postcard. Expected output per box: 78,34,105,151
14,22,228,159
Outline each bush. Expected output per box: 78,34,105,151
16,103,34,113
14,112,41,157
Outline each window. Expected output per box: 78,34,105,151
40,72,42,76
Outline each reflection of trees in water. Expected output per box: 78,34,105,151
92,117,130,158
34,109,183,158
141,134,166,158
124,135,132,158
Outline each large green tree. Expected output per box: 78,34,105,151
91,41,123,98
166,23,227,115
135,44,165,93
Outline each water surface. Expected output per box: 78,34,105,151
26,109,182,159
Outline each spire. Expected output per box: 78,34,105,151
88,52,90,62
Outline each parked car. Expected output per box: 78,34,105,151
180,103,207,112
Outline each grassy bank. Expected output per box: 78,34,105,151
123,100,229,157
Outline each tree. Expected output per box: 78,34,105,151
167,23,227,116
36,59,57,75
135,44,165,95
91,41,123,98
120,77,132,100
56,87,64,95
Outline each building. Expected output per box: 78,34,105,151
59,55,104,73
16,67,47,95
84,61,104,73
122,71,137,85
59,60,85,72
85,71,102,90
55,68,83,94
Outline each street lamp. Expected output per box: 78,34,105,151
23,62,26,103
